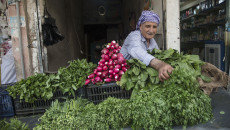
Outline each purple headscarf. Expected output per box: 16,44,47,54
136,10,160,30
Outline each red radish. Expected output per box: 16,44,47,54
115,64,121,69
114,60,118,65
104,78,112,82
111,45,115,50
109,59,113,62
91,78,95,84
99,62,103,67
117,53,123,58
124,63,127,66
109,51,113,56
106,44,111,49
118,57,125,64
97,66,103,71
122,67,127,72
103,66,108,71
111,54,117,60
101,54,105,59
114,43,119,49
108,61,113,66
101,48,109,54
96,72,102,76
109,70,113,74
100,59,105,63
113,49,118,53
118,46,122,49
93,69,97,74
109,74,113,78
103,70,109,75
109,66,114,70
112,72,116,76
104,62,108,65
114,74,119,79
104,55,109,61
88,73,95,79
111,40,116,44
113,68,119,73
95,77,101,82
118,70,124,75
85,79,91,85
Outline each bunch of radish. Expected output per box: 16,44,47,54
85,41,128,85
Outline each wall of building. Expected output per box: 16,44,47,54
165,0,180,51
8,1,32,80
45,0,84,71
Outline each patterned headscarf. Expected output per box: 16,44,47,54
136,10,160,30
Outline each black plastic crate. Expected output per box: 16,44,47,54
13,87,85,116
0,83,15,118
86,82,132,104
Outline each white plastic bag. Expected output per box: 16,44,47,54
1,48,17,84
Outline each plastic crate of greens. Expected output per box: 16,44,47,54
0,83,15,118
13,88,85,116
86,82,132,104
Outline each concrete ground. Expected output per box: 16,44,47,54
2,88,230,130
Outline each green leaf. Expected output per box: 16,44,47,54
132,67,140,76
150,76,156,84
146,67,158,77
47,92,53,99
140,72,148,82
72,84,77,90
220,111,225,114
200,75,212,82
126,79,134,90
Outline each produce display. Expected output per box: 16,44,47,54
6,73,52,103
35,48,213,130
6,59,95,103
0,118,29,130
52,59,96,96
85,41,128,85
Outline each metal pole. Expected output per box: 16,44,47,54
16,0,25,79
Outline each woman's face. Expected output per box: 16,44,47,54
139,22,158,41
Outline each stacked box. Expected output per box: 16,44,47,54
0,83,15,118
13,87,85,116
86,82,132,104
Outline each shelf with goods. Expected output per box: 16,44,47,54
180,0,226,70
180,0,226,43
180,1,226,22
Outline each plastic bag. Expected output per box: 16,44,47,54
1,48,17,84
42,7,64,46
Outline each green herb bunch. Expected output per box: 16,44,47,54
0,118,30,130
53,59,96,96
6,73,54,103
6,59,96,103
35,98,131,130
118,48,213,128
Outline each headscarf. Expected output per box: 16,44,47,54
136,10,160,30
